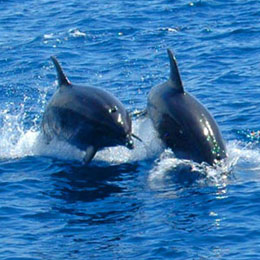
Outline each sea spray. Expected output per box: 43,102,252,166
0,98,258,179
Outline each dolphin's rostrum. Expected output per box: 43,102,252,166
147,49,227,165
42,56,136,163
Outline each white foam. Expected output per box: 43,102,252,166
94,117,164,164
0,106,163,164
68,28,86,38
148,140,259,187
43,33,55,39
1,101,260,182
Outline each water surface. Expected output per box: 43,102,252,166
0,0,260,259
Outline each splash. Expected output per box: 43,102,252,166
68,28,87,38
0,98,259,180
0,100,39,159
0,103,163,164
95,117,164,164
148,140,259,187
148,149,228,187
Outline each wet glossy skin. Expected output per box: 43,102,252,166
42,57,134,163
148,81,226,165
147,50,227,166
42,84,133,151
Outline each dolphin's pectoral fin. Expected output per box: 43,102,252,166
51,56,71,87
167,49,184,93
130,109,147,119
83,146,97,164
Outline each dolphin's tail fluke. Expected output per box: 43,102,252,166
51,56,71,87
167,49,184,93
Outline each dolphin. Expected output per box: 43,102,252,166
42,56,137,163
147,49,227,165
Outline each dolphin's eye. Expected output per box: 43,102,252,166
109,106,118,113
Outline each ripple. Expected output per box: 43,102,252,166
0,0,260,259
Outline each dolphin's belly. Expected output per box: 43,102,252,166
154,111,204,162
42,106,97,151
148,93,227,165
148,99,192,153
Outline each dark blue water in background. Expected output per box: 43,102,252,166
0,0,260,259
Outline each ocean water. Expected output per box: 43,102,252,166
0,0,260,259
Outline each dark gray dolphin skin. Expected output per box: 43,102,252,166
42,56,135,163
147,49,227,165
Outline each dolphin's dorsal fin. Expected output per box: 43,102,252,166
167,49,184,93
51,56,71,87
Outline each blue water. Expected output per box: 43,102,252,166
0,0,260,259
